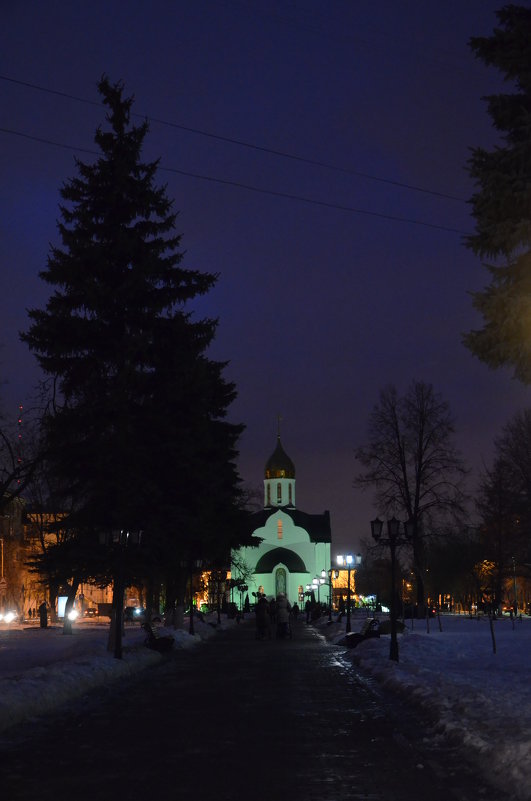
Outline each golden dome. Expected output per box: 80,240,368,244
265,436,295,479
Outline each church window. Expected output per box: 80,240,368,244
277,483,282,503
277,519,283,540
266,484,271,505
289,483,293,504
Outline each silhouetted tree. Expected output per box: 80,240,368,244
475,457,521,610
464,6,531,382
424,528,484,612
478,409,531,579
354,381,468,605
0,402,39,513
21,77,246,608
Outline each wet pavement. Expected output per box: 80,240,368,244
0,618,511,800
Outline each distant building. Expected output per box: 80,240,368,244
0,501,111,619
231,434,331,607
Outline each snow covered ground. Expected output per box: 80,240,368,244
316,611,531,801
1,612,530,799
0,616,224,735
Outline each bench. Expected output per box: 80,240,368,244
338,618,380,649
142,621,175,653
361,618,379,636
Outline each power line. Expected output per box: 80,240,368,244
0,125,469,235
0,124,469,234
0,74,466,202
0,126,96,157
163,165,469,235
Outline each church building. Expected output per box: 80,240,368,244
231,434,332,607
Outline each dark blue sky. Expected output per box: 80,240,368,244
1,1,529,552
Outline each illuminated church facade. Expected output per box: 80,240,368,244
231,435,332,606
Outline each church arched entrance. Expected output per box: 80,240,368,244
275,567,287,597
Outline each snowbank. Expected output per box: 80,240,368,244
0,616,226,734
317,612,531,801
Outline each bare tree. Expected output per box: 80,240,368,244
240,483,264,512
477,408,531,608
0,405,39,514
354,381,468,605
494,409,531,530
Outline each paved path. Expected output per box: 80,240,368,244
0,618,509,800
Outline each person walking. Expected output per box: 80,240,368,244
38,600,48,628
255,594,271,640
276,593,291,639
269,597,277,625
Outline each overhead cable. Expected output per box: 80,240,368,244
0,125,469,235
0,74,465,202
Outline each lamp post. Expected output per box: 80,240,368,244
336,553,362,633
326,569,333,622
311,574,325,607
512,556,518,616
319,573,326,608
320,568,327,592
211,569,226,625
188,559,203,635
371,517,409,662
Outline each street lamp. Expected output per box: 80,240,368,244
188,559,203,635
324,569,333,622
371,517,410,662
304,584,313,622
211,569,226,624
512,556,518,615
336,553,362,633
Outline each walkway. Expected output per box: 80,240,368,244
0,617,508,800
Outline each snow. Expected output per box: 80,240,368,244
1,612,530,799
0,616,225,735
315,611,531,800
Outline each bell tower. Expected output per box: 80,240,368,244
264,428,296,509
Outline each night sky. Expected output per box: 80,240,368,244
1,2,529,552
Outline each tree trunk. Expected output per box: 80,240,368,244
412,535,426,606
48,580,59,623
62,577,80,635
107,573,125,655
164,574,179,628
145,574,155,622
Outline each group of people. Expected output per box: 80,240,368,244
255,593,298,640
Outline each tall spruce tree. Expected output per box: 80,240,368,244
21,78,246,579
464,5,531,382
